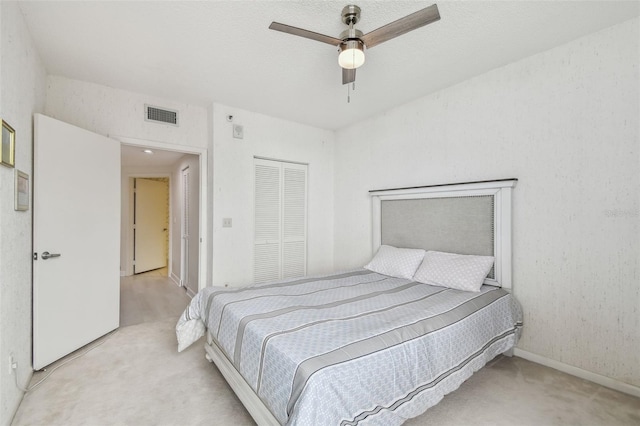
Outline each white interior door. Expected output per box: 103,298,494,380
134,178,168,273
33,114,120,370
180,167,190,288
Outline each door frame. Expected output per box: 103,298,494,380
116,136,208,291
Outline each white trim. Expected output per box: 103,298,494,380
170,271,181,287
370,179,516,289
514,348,640,398
113,135,208,291
253,155,309,166
369,179,517,197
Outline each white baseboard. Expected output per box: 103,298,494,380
169,272,181,287
514,348,640,398
169,272,195,298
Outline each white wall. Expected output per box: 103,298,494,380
211,103,335,286
0,2,46,424
45,76,208,150
334,18,639,388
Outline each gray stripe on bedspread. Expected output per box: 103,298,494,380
286,288,509,416
255,287,450,393
234,280,420,366
209,270,373,335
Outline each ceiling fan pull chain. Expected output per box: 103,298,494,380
347,82,351,103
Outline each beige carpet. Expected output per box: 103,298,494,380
119,268,191,328
12,316,640,426
12,318,253,426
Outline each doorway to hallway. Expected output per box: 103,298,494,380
120,144,201,295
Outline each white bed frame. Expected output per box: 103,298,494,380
205,334,281,425
204,178,517,426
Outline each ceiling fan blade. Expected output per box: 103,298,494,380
269,22,342,46
342,68,356,85
361,4,440,49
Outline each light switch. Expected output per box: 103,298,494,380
222,218,232,228
233,124,244,139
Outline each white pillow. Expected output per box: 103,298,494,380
364,245,426,279
413,251,494,292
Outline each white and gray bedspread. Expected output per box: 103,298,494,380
176,270,523,425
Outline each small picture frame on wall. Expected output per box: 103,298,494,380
15,169,29,211
1,120,16,168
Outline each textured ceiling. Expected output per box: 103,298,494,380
19,1,640,131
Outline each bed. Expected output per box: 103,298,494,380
177,179,522,425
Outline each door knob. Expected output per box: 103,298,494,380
41,251,61,260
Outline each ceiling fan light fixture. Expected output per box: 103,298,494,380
338,40,365,69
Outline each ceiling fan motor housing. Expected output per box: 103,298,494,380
339,28,364,41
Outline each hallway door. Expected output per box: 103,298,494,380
134,178,168,273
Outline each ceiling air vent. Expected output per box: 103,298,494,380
145,104,179,126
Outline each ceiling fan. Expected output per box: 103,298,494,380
269,4,441,85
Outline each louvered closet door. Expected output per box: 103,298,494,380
254,160,282,283
282,164,307,278
254,159,307,283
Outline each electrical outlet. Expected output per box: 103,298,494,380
222,218,232,228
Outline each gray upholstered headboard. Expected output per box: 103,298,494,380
370,179,517,289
